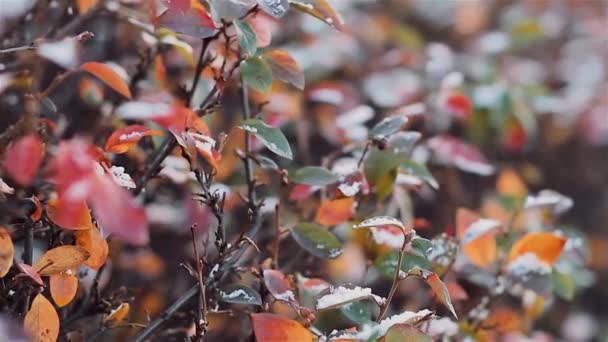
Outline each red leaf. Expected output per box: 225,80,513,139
3,134,44,186
80,62,132,99
289,184,316,201
427,134,494,175
443,92,472,121
157,2,216,38
17,263,44,286
246,13,273,48
262,50,304,89
426,273,457,319
105,125,164,154
88,174,149,246
48,140,97,202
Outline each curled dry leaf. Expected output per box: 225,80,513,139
0,227,14,277
75,226,109,269
250,313,313,342
315,197,354,226
2,134,44,187
104,303,130,327
80,62,132,99
24,294,60,342
50,270,78,307
34,245,90,276
105,125,164,154
508,232,567,267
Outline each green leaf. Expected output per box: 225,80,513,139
219,284,262,306
234,19,257,57
353,216,405,231
364,148,401,197
292,222,342,259
375,252,432,279
411,237,433,258
241,57,273,93
341,302,372,326
385,323,432,342
261,50,305,90
552,268,575,301
239,119,293,159
291,166,339,186
369,116,408,139
254,155,280,170
400,159,438,189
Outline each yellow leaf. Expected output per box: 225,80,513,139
24,294,60,342
0,227,14,277
104,303,130,327
34,246,90,276
496,168,528,198
50,270,78,307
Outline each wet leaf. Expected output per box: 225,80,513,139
240,57,273,93
234,20,257,57
251,313,313,342
34,245,90,276
315,197,354,226
24,294,60,342
80,62,132,99
239,119,292,159
290,0,343,30
261,50,305,90
105,125,164,154
0,227,14,277
2,134,44,187
292,222,343,259
219,284,262,306
50,270,78,307
291,166,338,186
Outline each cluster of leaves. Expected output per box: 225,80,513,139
0,0,603,341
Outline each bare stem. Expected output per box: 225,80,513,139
377,233,409,321
191,226,208,340
272,202,281,269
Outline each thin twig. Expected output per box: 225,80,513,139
377,232,410,321
0,45,36,55
272,202,281,269
190,225,207,340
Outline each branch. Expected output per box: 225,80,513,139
377,232,410,321
190,225,207,340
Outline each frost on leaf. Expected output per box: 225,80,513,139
316,286,385,310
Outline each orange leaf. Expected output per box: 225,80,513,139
482,307,523,333
104,125,164,153
30,196,43,222
251,313,313,342
24,294,60,342
50,270,78,307
508,232,567,266
46,198,93,230
0,227,14,278
426,272,457,319
462,231,497,268
77,0,98,13
75,226,109,270
445,281,468,301
34,245,90,276
456,208,500,268
2,134,44,186
261,50,305,90
456,207,479,239
80,62,132,99
496,168,528,198
315,197,354,226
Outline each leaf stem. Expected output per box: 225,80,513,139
377,233,410,321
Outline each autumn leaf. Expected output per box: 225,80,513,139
46,198,93,231
77,0,98,13
104,303,130,327
496,168,528,198
50,270,78,307
0,227,14,278
24,294,60,342
2,134,44,187
315,197,354,226
261,50,305,90
17,264,44,286
263,269,295,303
75,226,109,269
105,125,164,154
290,0,344,30
456,208,501,268
34,245,90,276
251,313,313,342
508,232,567,266
80,62,132,99
385,323,432,342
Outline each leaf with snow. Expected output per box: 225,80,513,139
291,166,339,186
375,252,431,279
341,301,372,326
388,131,422,154
400,159,438,189
427,135,494,176
336,309,434,341
258,0,290,18
370,116,408,139
315,286,385,310
289,0,343,30
263,269,296,303
219,284,262,306
38,38,79,69
385,323,433,342
411,237,433,258
239,119,292,159
524,189,573,215
292,222,342,259
353,216,405,232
